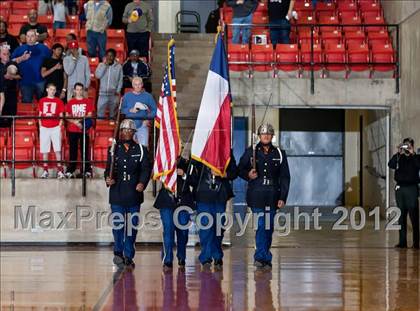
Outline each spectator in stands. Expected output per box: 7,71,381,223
64,33,83,56
38,0,52,16
122,0,153,59
63,40,90,100
268,0,295,45
84,0,113,59
95,48,123,119
41,43,67,100
65,82,94,178
65,0,78,16
19,10,49,43
53,0,68,30
0,21,19,54
0,79,4,118
205,1,223,33
12,29,51,104
0,45,20,128
38,83,65,179
121,77,156,147
227,0,258,44
122,49,151,93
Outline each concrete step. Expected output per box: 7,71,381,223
152,33,215,41
153,40,216,48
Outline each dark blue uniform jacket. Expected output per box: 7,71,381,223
238,143,291,208
105,140,151,207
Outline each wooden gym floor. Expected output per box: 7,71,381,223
1,222,419,310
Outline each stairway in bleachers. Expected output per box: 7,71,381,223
151,33,216,143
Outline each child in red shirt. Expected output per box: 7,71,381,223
65,82,94,178
38,83,65,178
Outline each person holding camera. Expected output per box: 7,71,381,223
388,137,420,249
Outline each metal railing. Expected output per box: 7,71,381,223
0,116,154,197
1,115,198,197
223,23,400,94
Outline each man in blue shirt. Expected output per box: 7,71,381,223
121,77,156,148
11,29,51,103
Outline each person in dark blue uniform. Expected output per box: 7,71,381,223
238,123,291,269
105,119,151,269
154,156,195,270
190,152,238,270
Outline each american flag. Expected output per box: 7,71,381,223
153,39,180,193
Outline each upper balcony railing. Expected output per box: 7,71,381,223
223,22,400,94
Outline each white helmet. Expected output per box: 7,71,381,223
120,119,136,130
257,123,275,135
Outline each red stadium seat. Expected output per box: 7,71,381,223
300,43,323,72
371,43,395,74
255,1,268,14
296,12,317,25
6,135,36,174
67,15,79,30
8,24,21,37
0,1,11,10
337,1,358,15
341,13,362,32
252,11,269,25
275,44,300,72
8,14,28,28
318,15,340,32
11,1,37,15
324,43,346,73
315,1,335,18
367,30,390,46
17,103,37,116
228,44,250,72
80,28,87,41
0,135,7,168
107,29,125,44
106,42,125,60
222,7,233,24
294,1,313,12
38,15,53,28
321,30,343,46
95,120,116,134
345,30,366,46
298,28,320,45
251,44,274,72
55,28,78,40
93,136,113,169
363,15,386,32
0,7,10,22
359,1,382,15
347,42,370,72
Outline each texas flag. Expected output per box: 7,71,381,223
191,34,231,176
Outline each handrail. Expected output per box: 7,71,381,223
223,22,400,94
0,115,197,197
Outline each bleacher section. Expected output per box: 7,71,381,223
0,0,134,177
222,0,396,78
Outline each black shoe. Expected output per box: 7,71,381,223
264,261,272,269
178,259,186,268
113,253,125,269
163,262,173,271
125,258,136,269
214,259,223,270
254,260,265,268
394,244,407,249
201,261,212,270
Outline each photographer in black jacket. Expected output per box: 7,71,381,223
388,137,420,249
